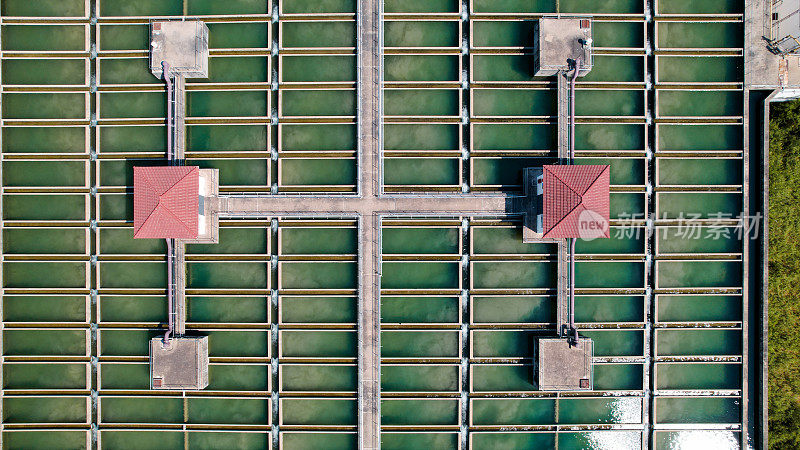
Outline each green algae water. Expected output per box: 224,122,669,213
0,0,757,446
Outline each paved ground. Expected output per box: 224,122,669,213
746,0,800,88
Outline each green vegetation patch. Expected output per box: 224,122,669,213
769,100,800,449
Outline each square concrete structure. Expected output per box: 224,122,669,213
150,21,209,78
150,336,209,390
536,337,593,391
534,17,593,77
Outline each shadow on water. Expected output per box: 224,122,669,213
510,21,538,77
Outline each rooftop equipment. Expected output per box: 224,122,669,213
768,0,800,55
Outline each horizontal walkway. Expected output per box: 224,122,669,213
215,195,513,217
213,193,515,450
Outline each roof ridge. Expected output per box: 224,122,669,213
158,167,197,235
134,194,163,238
546,175,581,233
159,200,194,235
545,204,587,238
547,165,585,198
577,165,608,208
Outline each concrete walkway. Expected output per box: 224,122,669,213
213,193,514,450
203,2,514,447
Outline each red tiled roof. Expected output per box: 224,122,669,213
542,165,610,239
133,166,199,239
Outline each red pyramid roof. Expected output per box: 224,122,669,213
542,165,610,239
133,166,199,239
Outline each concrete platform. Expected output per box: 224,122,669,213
536,337,593,391
534,17,593,77
150,336,209,390
183,168,219,244
746,0,800,90
150,21,209,79
522,167,544,242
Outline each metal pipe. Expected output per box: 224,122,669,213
569,236,576,340
162,61,172,164
164,238,173,345
568,59,579,345
569,59,578,164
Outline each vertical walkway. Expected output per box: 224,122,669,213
555,71,571,335
357,0,382,447
173,75,186,161
557,72,569,163
174,241,186,335
556,240,569,335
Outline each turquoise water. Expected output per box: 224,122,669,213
2,25,85,51
384,124,459,150
384,21,459,47
3,127,86,153
281,227,357,254
281,90,356,117
383,433,458,450
3,59,85,85
381,296,459,323
382,262,460,289
281,21,356,48
382,399,458,425
12,364,84,391
383,227,459,254
657,329,742,356
656,363,741,389
658,57,743,83
655,397,740,424
472,296,553,323
473,124,555,151
658,158,742,185
658,0,743,14
385,0,459,13
385,89,460,116
472,365,536,391
2,0,85,16
658,22,743,49
382,365,459,391
382,331,459,358
658,90,742,117
384,158,460,186
280,158,356,187
4,296,85,322
281,433,357,450
658,261,742,288
281,55,356,82
385,55,460,82
657,295,741,322
472,89,554,116
3,93,85,119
